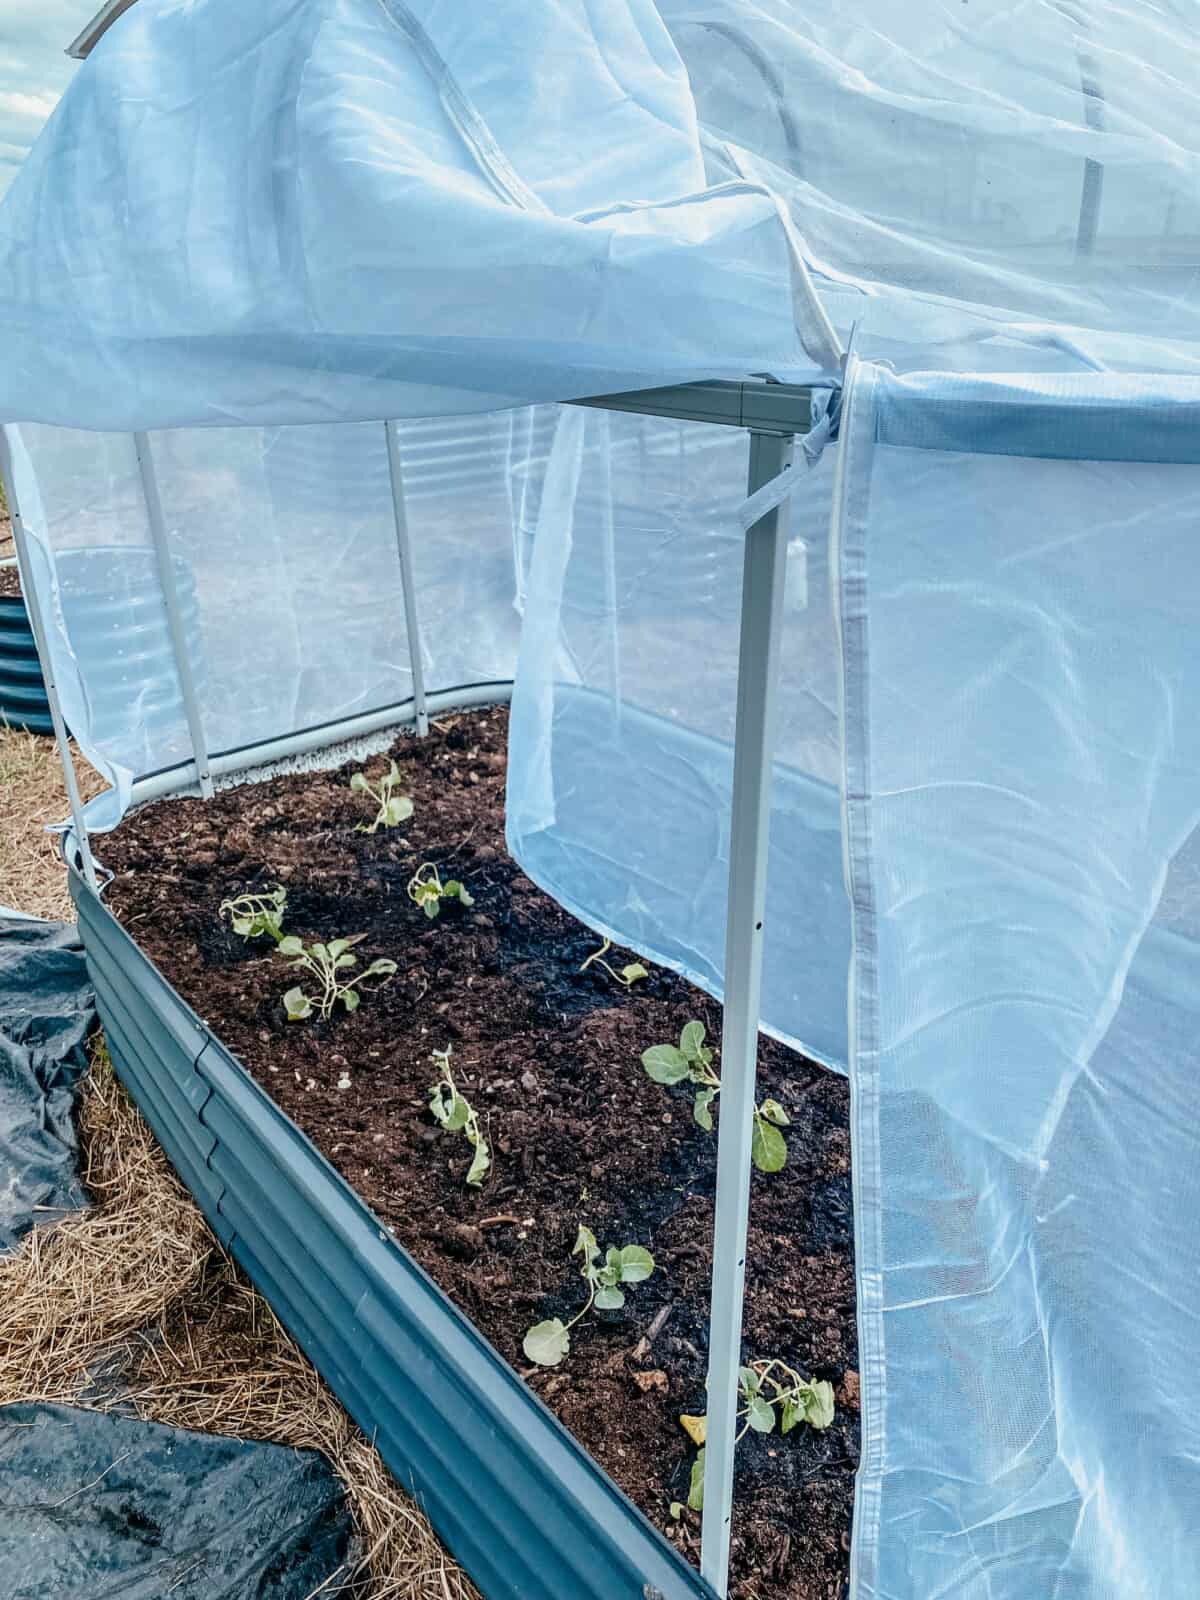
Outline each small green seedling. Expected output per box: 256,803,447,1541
751,1097,791,1174
523,1224,655,1367
579,938,648,988
737,1359,835,1439
279,934,397,1021
350,760,414,834
641,1022,791,1172
685,1361,835,1510
642,1019,720,1129
407,862,474,919
429,1046,490,1187
219,886,288,944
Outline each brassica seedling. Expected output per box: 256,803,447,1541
641,1021,791,1172
737,1359,835,1438
579,938,648,988
523,1224,655,1367
350,759,414,834
279,933,397,1021
219,886,288,944
407,862,474,919
428,1046,490,1187
685,1361,835,1510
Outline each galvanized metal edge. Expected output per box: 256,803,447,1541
70,873,717,1600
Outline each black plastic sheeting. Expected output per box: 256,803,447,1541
0,918,94,1252
0,1403,355,1598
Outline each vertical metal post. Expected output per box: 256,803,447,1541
701,429,794,1594
133,432,213,799
384,420,430,737
0,429,100,892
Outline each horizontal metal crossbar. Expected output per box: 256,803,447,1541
571,379,814,434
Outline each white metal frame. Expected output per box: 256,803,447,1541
133,432,215,799
385,420,431,737
0,428,99,891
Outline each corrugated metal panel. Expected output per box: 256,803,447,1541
0,593,52,734
71,875,716,1600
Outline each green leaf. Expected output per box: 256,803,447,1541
328,938,351,958
780,1398,801,1434
573,1224,600,1264
641,1045,690,1085
621,963,648,985
523,1319,570,1367
442,1094,470,1133
759,1096,790,1127
386,796,414,825
679,1020,707,1061
387,760,401,782
693,1087,716,1131
350,773,368,792
341,988,360,1012
594,1285,625,1310
605,1246,623,1277
278,936,304,957
751,1116,788,1173
804,1381,836,1430
669,1502,684,1521
335,953,357,970
283,987,311,1021
617,1245,654,1283
688,1449,706,1512
738,1365,759,1396
422,900,440,920
747,1395,776,1434
365,959,398,977
311,942,329,962
466,1137,490,1187
457,885,475,907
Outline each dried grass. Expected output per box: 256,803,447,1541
0,1043,477,1600
0,725,104,920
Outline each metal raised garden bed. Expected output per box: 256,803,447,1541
70,868,717,1600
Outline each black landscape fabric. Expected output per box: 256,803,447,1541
0,917,94,1252
0,1403,355,1598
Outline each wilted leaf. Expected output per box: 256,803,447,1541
283,987,311,1021
759,1097,790,1127
622,963,648,985
523,1319,570,1367
694,1087,716,1131
688,1448,706,1511
466,1137,491,1187
573,1224,600,1263
442,1094,470,1133
350,773,368,792
747,1395,776,1433
751,1116,788,1173
679,1414,707,1447
594,1285,625,1311
781,1398,801,1434
341,989,360,1012
278,936,304,957
804,1380,836,1430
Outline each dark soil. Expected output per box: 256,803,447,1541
0,564,21,598
100,706,858,1600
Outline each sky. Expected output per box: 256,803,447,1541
0,1,98,196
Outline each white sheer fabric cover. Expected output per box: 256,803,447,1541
3,2,1200,1597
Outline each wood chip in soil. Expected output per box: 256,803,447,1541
100,705,858,1600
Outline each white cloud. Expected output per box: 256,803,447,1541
0,1,98,195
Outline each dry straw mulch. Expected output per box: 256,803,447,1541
0,729,474,1599
0,1045,477,1600
0,725,104,920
